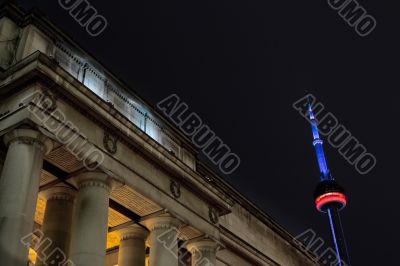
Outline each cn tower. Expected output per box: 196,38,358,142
307,98,351,266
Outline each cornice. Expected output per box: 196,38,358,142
0,2,199,155
0,52,234,215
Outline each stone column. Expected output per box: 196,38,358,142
144,214,182,266
117,224,149,266
186,239,218,266
0,129,52,266
36,185,77,266
69,172,112,266
0,149,6,176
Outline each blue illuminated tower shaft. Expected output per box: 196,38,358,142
308,102,351,266
327,206,350,266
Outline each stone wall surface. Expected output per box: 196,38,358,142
220,204,316,266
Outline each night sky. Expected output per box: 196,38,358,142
7,0,399,265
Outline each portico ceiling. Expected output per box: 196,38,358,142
34,148,205,251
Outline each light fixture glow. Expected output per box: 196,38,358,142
315,192,347,211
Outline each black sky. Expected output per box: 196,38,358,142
8,0,400,265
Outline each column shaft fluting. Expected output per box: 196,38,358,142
0,129,52,266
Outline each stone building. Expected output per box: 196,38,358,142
0,3,317,266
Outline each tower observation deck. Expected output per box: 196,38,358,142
307,97,351,266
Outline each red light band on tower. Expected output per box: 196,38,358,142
315,192,347,212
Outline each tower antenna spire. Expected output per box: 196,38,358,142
307,97,330,180
307,95,351,266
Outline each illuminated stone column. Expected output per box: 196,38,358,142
0,129,52,266
144,214,182,266
0,150,5,175
186,239,218,266
117,225,149,266
36,185,77,266
69,172,112,266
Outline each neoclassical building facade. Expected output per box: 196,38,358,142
0,3,318,266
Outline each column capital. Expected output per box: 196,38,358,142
72,171,114,193
142,213,182,232
40,184,77,202
118,224,149,241
3,128,53,154
186,239,218,254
